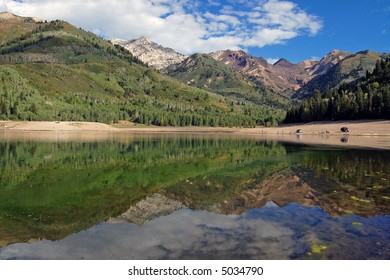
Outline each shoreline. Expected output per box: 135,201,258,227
1,120,390,150
1,119,389,134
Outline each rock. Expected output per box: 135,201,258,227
111,37,187,70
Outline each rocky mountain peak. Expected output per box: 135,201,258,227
308,49,352,76
137,36,152,44
273,58,294,67
325,49,351,60
111,36,187,70
329,49,340,54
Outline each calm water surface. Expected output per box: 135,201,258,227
0,132,389,260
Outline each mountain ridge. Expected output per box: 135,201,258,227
209,49,311,93
113,36,388,98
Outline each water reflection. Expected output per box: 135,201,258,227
1,205,388,260
0,134,389,259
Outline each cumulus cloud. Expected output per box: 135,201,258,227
0,0,323,54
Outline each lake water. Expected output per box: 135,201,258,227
0,132,389,260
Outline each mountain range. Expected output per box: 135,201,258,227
114,37,389,99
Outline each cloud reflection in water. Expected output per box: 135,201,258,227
1,203,389,260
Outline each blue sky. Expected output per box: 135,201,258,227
254,0,390,62
1,0,389,63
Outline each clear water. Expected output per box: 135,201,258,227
0,133,389,259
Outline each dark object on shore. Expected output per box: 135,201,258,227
296,129,303,134
340,127,349,133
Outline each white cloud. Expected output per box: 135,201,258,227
204,12,241,26
245,28,298,47
0,0,323,54
249,0,322,35
208,0,222,7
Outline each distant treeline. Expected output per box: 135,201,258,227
285,58,390,123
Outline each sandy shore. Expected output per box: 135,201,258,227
1,119,389,134
1,120,390,149
251,120,390,136
0,121,118,131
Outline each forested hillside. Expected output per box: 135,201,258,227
284,58,390,123
0,14,285,127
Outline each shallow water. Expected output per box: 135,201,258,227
0,133,389,259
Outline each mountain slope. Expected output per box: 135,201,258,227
111,37,187,70
295,50,388,98
166,53,255,91
165,53,289,108
0,14,284,126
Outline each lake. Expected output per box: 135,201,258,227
0,132,389,260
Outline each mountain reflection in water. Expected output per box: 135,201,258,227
0,133,389,259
